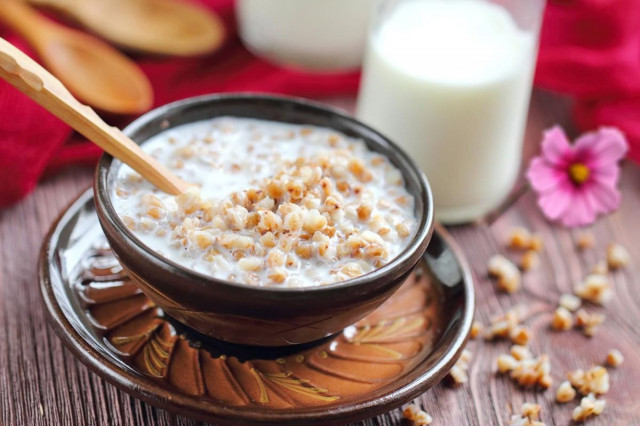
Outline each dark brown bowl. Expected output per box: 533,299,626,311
94,94,434,346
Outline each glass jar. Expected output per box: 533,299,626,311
236,0,374,72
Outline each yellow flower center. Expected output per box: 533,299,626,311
568,163,590,185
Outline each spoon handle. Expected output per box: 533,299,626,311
0,37,189,195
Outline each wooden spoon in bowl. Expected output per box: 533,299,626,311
28,0,226,56
0,0,153,114
0,36,189,195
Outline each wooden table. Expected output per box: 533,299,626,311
1,91,639,425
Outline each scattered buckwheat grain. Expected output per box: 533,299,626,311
507,227,532,250
497,354,519,373
506,228,544,252
484,308,531,345
590,260,609,275
556,380,576,403
568,365,610,395
511,345,532,361
470,321,483,339
607,243,631,269
510,402,545,426
575,309,606,337
576,232,595,250
510,326,532,346
488,255,521,293
559,293,581,312
529,234,544,252
575,274,612,305
572,393,605,421
496,348,552,389
605,349,624,367
403,403,433,425
520,250,540,271
551,307,573,331
450,349,472,384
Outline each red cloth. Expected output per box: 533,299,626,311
536,0,640,163
0,0,360,207
2,0,639,207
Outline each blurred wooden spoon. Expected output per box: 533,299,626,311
0,0,153,114
28,0,226,56
0,37,189,195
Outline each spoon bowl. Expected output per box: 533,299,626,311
29,0,226,56
0,0,153,114
44,31,152,114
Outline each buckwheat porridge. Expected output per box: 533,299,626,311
112,117,416,287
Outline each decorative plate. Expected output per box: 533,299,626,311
39,189,474,425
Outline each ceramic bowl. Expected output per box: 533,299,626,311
94,94,434,346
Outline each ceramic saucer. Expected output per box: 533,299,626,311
39,189,474,425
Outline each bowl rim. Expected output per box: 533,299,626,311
95,93,434,294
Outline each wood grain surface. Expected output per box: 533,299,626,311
1,91,639,425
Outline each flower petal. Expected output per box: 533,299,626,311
584,180,621,214
558,189,598,227
537,184,573,221
575,127,628,167
541,126,572,166
526,157,567,192
591,163,620,188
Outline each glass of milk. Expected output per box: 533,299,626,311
357,0,545,224
236,0,374,71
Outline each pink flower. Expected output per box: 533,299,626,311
526,126,628,227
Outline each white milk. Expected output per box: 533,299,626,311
357,0,537,223
236,0,373,71
112,117,416,287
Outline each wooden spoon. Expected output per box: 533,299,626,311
0,36,189,195
0,0,153,114
28,0,226,56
